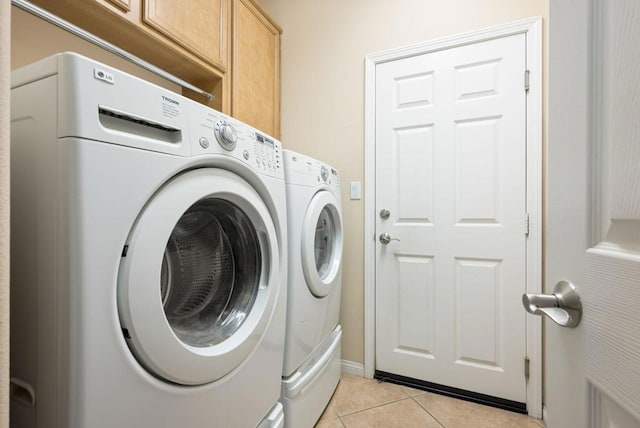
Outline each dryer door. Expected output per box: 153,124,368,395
301,190,343,298
118,168,281,386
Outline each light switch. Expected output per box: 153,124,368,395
350,181,361,200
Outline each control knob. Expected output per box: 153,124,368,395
320,166,329,182
215,121,238,151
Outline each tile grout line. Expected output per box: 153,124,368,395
410,395,446,428
331,379,429,422
336,395,449,427
336,395,421,418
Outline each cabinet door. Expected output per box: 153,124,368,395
232,0,281,138
143,0,229,70
102,0,131,12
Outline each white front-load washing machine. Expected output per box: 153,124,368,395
281,150,343,427
10,52,286,428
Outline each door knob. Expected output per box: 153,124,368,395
379,233,400,244
522,280,582,328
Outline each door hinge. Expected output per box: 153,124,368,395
525,70,530,92
525,213,530,236
524,356,530,380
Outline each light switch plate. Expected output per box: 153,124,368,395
350,181,361,200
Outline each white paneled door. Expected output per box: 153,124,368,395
374,33,527,404
546,0,640,426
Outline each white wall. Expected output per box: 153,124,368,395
1,0,9,426
258,0,548,365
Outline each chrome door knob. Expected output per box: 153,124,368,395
522,280,582,327
379,233,400,244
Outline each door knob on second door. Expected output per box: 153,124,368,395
379,233,400,244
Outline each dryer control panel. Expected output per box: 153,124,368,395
283,150,340,193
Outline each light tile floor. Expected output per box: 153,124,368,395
315,374,545,428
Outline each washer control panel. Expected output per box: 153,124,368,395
190,103,282,178
253,133,281,174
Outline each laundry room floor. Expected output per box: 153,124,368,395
315,374,545,428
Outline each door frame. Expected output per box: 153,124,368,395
363,17,543,417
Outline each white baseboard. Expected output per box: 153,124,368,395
341,360,364,377
543,405,548,424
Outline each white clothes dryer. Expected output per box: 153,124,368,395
10,53,286,428
281,150,343,427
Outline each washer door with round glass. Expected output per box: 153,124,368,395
301,190,343,298
118,168,280,386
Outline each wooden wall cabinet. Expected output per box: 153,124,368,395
143,0,227,70
26,0,282,134
102,0,132,12
29,0,230,111
54,0,229,72
231,0,281,138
